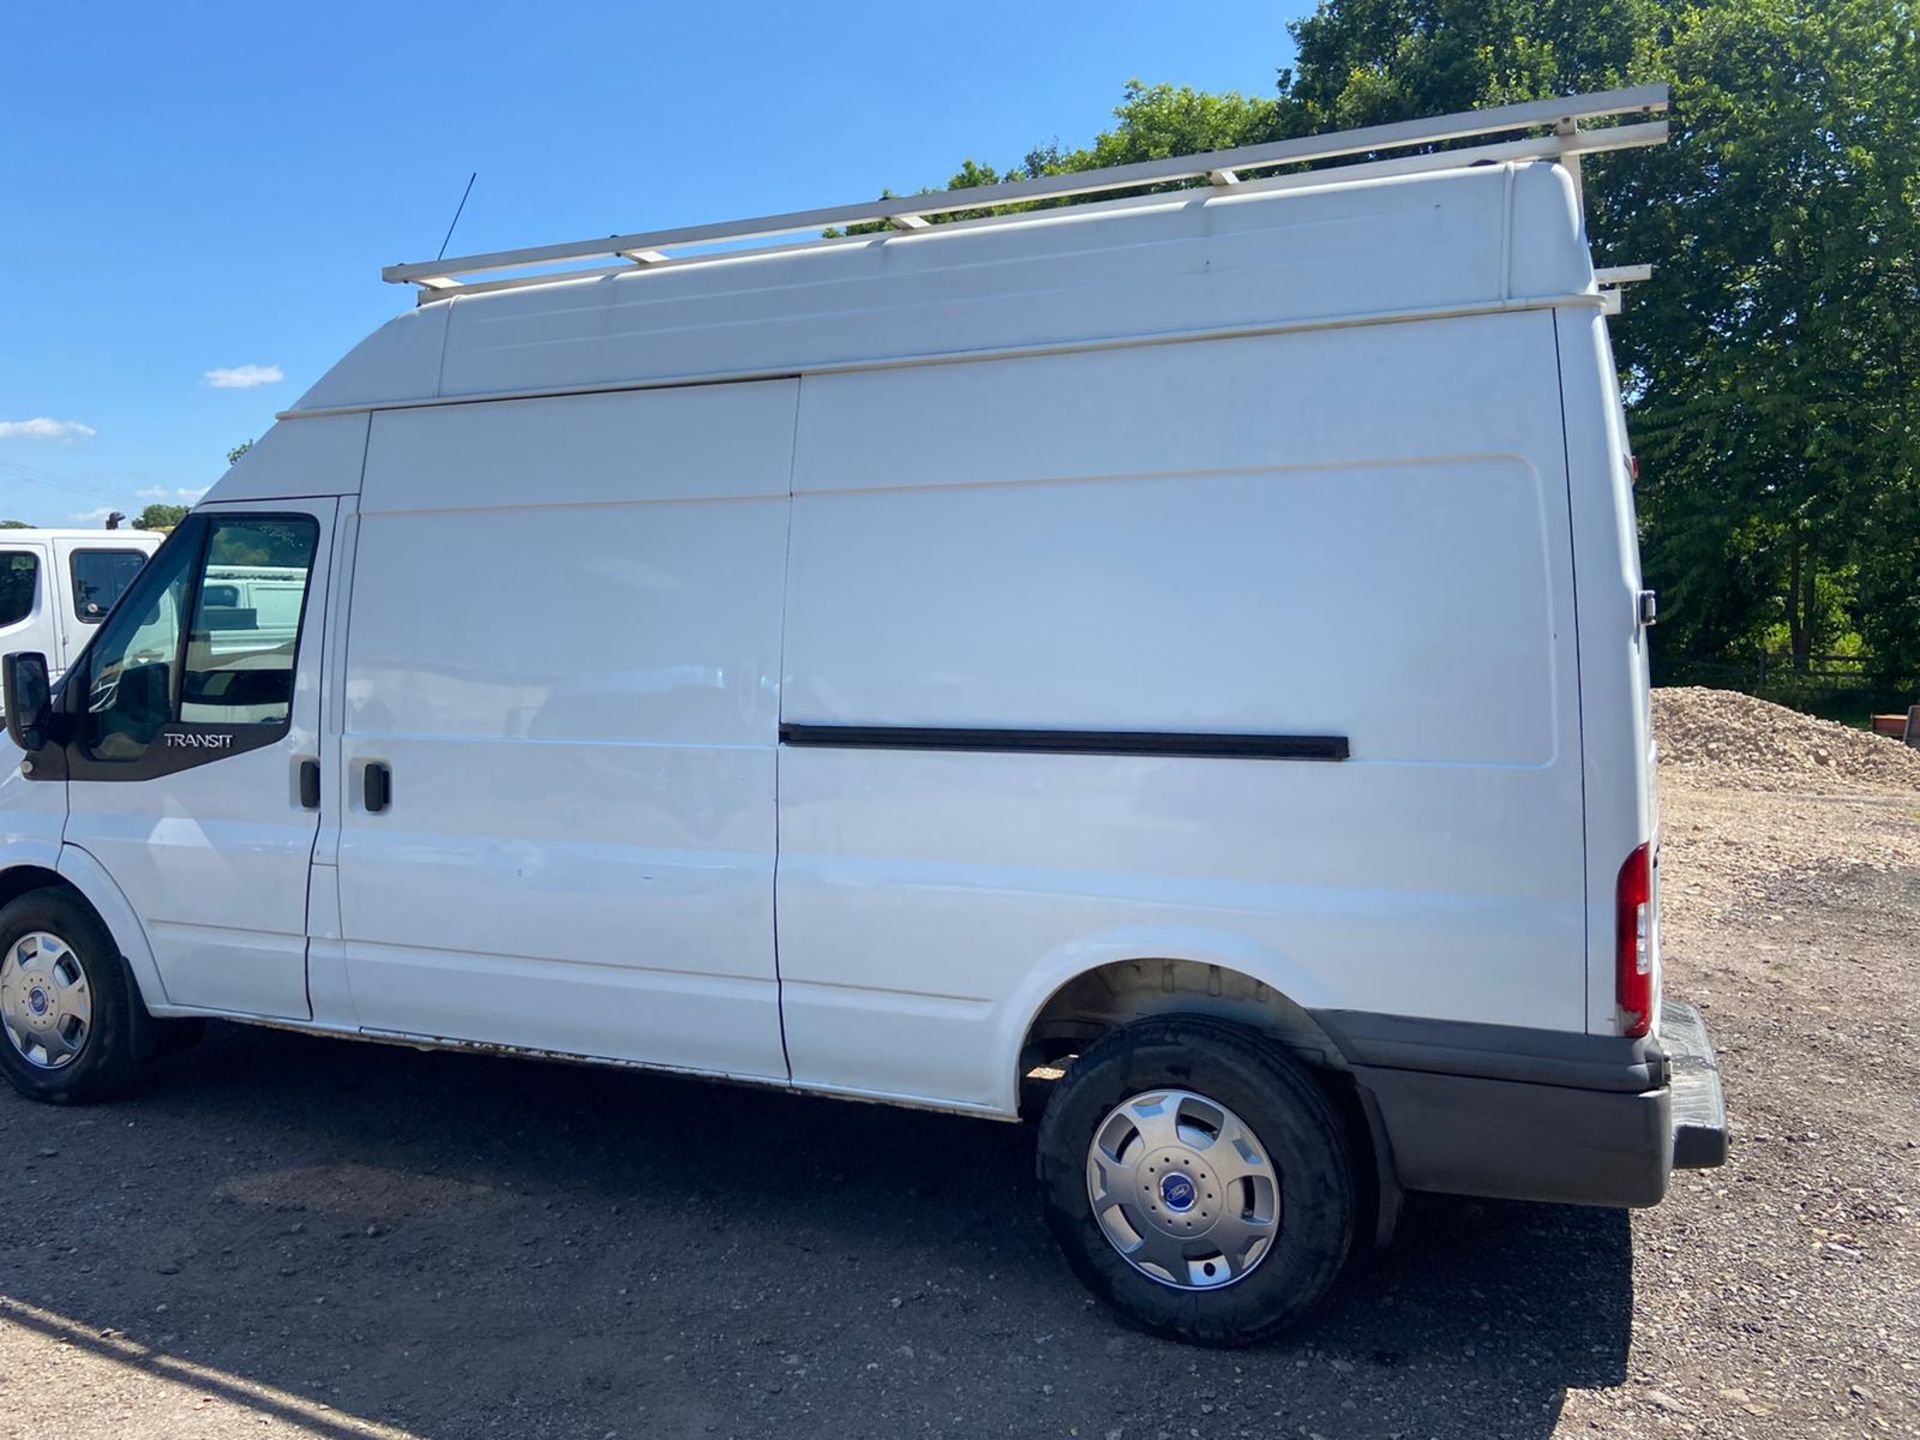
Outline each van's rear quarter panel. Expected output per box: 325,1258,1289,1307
1557,312,1658,1035
778,316,1588,1112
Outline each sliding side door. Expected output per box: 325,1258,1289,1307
333,384,795,1079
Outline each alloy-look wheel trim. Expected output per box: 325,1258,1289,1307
0,931,93,1071
1086,1088,1282,1290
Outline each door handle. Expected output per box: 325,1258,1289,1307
298,759,320,810
362,761,391,814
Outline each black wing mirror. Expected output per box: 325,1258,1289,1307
3,652,52,753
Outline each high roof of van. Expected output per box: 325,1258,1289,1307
286,159,1601,419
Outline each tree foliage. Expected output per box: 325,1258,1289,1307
904,0,1920,690
1618,1,1919,680
135,503,190,531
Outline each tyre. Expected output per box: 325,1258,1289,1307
0,887,145,1103
1036,1016,1354,1345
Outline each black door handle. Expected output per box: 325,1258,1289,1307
298,759,320,810
363,761,391,814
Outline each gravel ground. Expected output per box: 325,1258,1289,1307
0,697,1915,1439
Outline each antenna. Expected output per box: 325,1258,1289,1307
436,172,478,263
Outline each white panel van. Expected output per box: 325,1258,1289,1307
0,90,1726,1344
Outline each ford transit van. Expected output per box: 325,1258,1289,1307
0,88,1726,1344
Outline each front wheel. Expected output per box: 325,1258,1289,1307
1036,1016,1355,1345
0,888,145,1103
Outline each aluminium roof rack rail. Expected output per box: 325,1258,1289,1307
385,83,1669,303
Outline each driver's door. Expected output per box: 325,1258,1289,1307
61,500,334,1018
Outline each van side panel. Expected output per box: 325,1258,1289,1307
334,384,796,1080
50,536,161,675
0,538,57,685
1556,311,1657,1035
778,315,1586,1113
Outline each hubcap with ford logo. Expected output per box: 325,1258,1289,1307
1,931,93,1071
1085,1088,1282,1290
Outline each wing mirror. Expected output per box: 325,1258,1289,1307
3,652,52,753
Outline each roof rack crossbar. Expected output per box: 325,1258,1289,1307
385,83,1669,297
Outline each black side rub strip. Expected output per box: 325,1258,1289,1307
778,724,1349,761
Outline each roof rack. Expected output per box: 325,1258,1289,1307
385,83,1669,303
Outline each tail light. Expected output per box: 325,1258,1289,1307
1615,843,1654,1037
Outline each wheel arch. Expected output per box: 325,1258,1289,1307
1014,950,1399,1244
1016,954,1348,1079
0,846,172,1011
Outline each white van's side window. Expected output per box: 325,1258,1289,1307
0,551,38,629
69,548,150,623
81,516,319,762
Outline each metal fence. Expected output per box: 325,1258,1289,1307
1651,653,1918,725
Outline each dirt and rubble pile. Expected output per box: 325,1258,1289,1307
1652,685,1920,791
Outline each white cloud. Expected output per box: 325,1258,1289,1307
68,507,120,524
127,486,208,513
203,364,284,389
0,417,97,441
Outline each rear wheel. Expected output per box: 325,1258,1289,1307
1036,1016,1354,1345
0,888,144,1103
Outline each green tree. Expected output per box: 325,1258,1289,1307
0,520,31,529
1610,2,1919,679
135,503,190,531
226,439,253,467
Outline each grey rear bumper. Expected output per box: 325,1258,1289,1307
1663,1001,1730,1170
1321,1000,1729,1209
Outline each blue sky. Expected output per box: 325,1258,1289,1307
1,2,1300,526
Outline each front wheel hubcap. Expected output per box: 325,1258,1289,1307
1087,1089,1280,1289
1,932,92,1070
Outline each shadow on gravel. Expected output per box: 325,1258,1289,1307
0,1023,1634,1439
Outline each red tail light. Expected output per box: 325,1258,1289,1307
1615,843,1653,1037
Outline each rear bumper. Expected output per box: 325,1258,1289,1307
1323,1000,1729,1209
1664,1000,1730,1169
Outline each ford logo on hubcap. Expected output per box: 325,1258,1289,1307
28,989,48,1016
1160,1172,1197,1212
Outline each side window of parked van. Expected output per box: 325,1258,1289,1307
0,551,39,628
70,548,150,623
81,516,319,764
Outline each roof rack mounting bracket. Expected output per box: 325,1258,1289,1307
1595,262,1655,315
